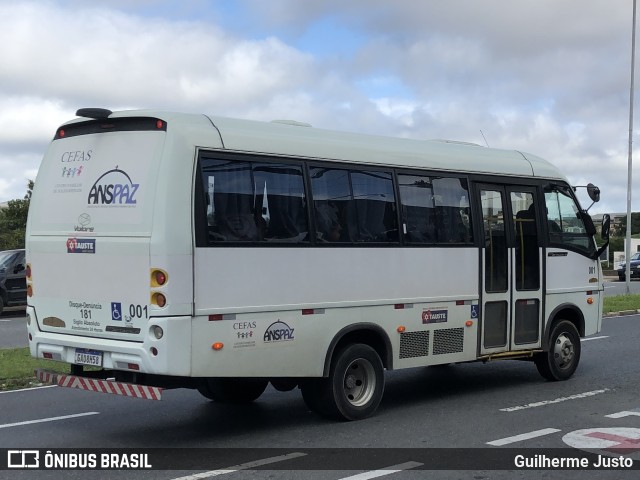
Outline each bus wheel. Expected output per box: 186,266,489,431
534,320,581,381
317,344,385,421
197,378,268,403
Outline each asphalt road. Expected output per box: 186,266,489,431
0,310,27,349
603,277,640,296
1,313,639,479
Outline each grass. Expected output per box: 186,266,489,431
602,294,640,314
0,347,70,391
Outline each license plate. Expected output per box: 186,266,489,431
75,348,103,367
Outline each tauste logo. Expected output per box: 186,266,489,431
87,167,139,205
67,238,96,254
422,309,448,324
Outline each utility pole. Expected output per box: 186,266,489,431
626,0,637,294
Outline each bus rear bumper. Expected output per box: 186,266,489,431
27,306,192,377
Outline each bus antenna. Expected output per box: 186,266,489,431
480,130,490,147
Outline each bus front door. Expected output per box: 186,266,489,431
478,186,543,356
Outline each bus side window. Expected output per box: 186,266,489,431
200,157,308,243
398,174,472,244
310,167,398,244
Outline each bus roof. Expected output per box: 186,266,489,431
66,109,567,181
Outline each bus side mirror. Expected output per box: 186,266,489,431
601,213,611,241
587,183,601,203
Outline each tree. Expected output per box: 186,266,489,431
0,180,33,250
613,212,640,237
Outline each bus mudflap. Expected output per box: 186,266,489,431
34,369,163,400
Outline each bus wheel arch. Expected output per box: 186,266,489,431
541,305,584,351
322,323,393,377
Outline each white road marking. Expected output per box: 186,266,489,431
0,411,99,429
500,389,609,412
606,410,640,418
486,428,561,446
582,336,609,342
170,452,307,480
0,385,56,394
338,462,424,480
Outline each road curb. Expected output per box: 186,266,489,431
603,309,640,318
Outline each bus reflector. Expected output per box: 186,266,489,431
302,309,314,315
465,320,473,327
209,314,223,321
43,352,53,359
397,326,406,333
128,363,140,370
587,297,594,305
152,326,163,339
394,304,405,310
26,263,31,279
27,284,33,297
212,342,224,351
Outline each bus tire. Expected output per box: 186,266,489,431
315,343,385,421
197,378,268,403
534,320,581,381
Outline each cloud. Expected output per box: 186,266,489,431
0,0,636,215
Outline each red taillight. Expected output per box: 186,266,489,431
26,264,31,279
58,129,65,138
155,271,167,286
151,269,168,287
156,120,164,129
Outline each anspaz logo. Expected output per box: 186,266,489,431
263,320,295,343
87,167,139,206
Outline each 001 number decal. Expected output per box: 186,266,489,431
129,304,148,319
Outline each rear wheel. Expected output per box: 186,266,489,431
0,296,4,315
619,273,625,281
535,320,581,381
302,344,385,421
197,378,268,403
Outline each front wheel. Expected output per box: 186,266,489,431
303,344,385,421
535,320,581,381
197,378,268,403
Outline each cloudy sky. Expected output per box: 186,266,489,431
0,0,637,214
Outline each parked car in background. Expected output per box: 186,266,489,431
616,251,640,281
0,249,26,314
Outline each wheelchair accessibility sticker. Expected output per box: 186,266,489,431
111,302,122,321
